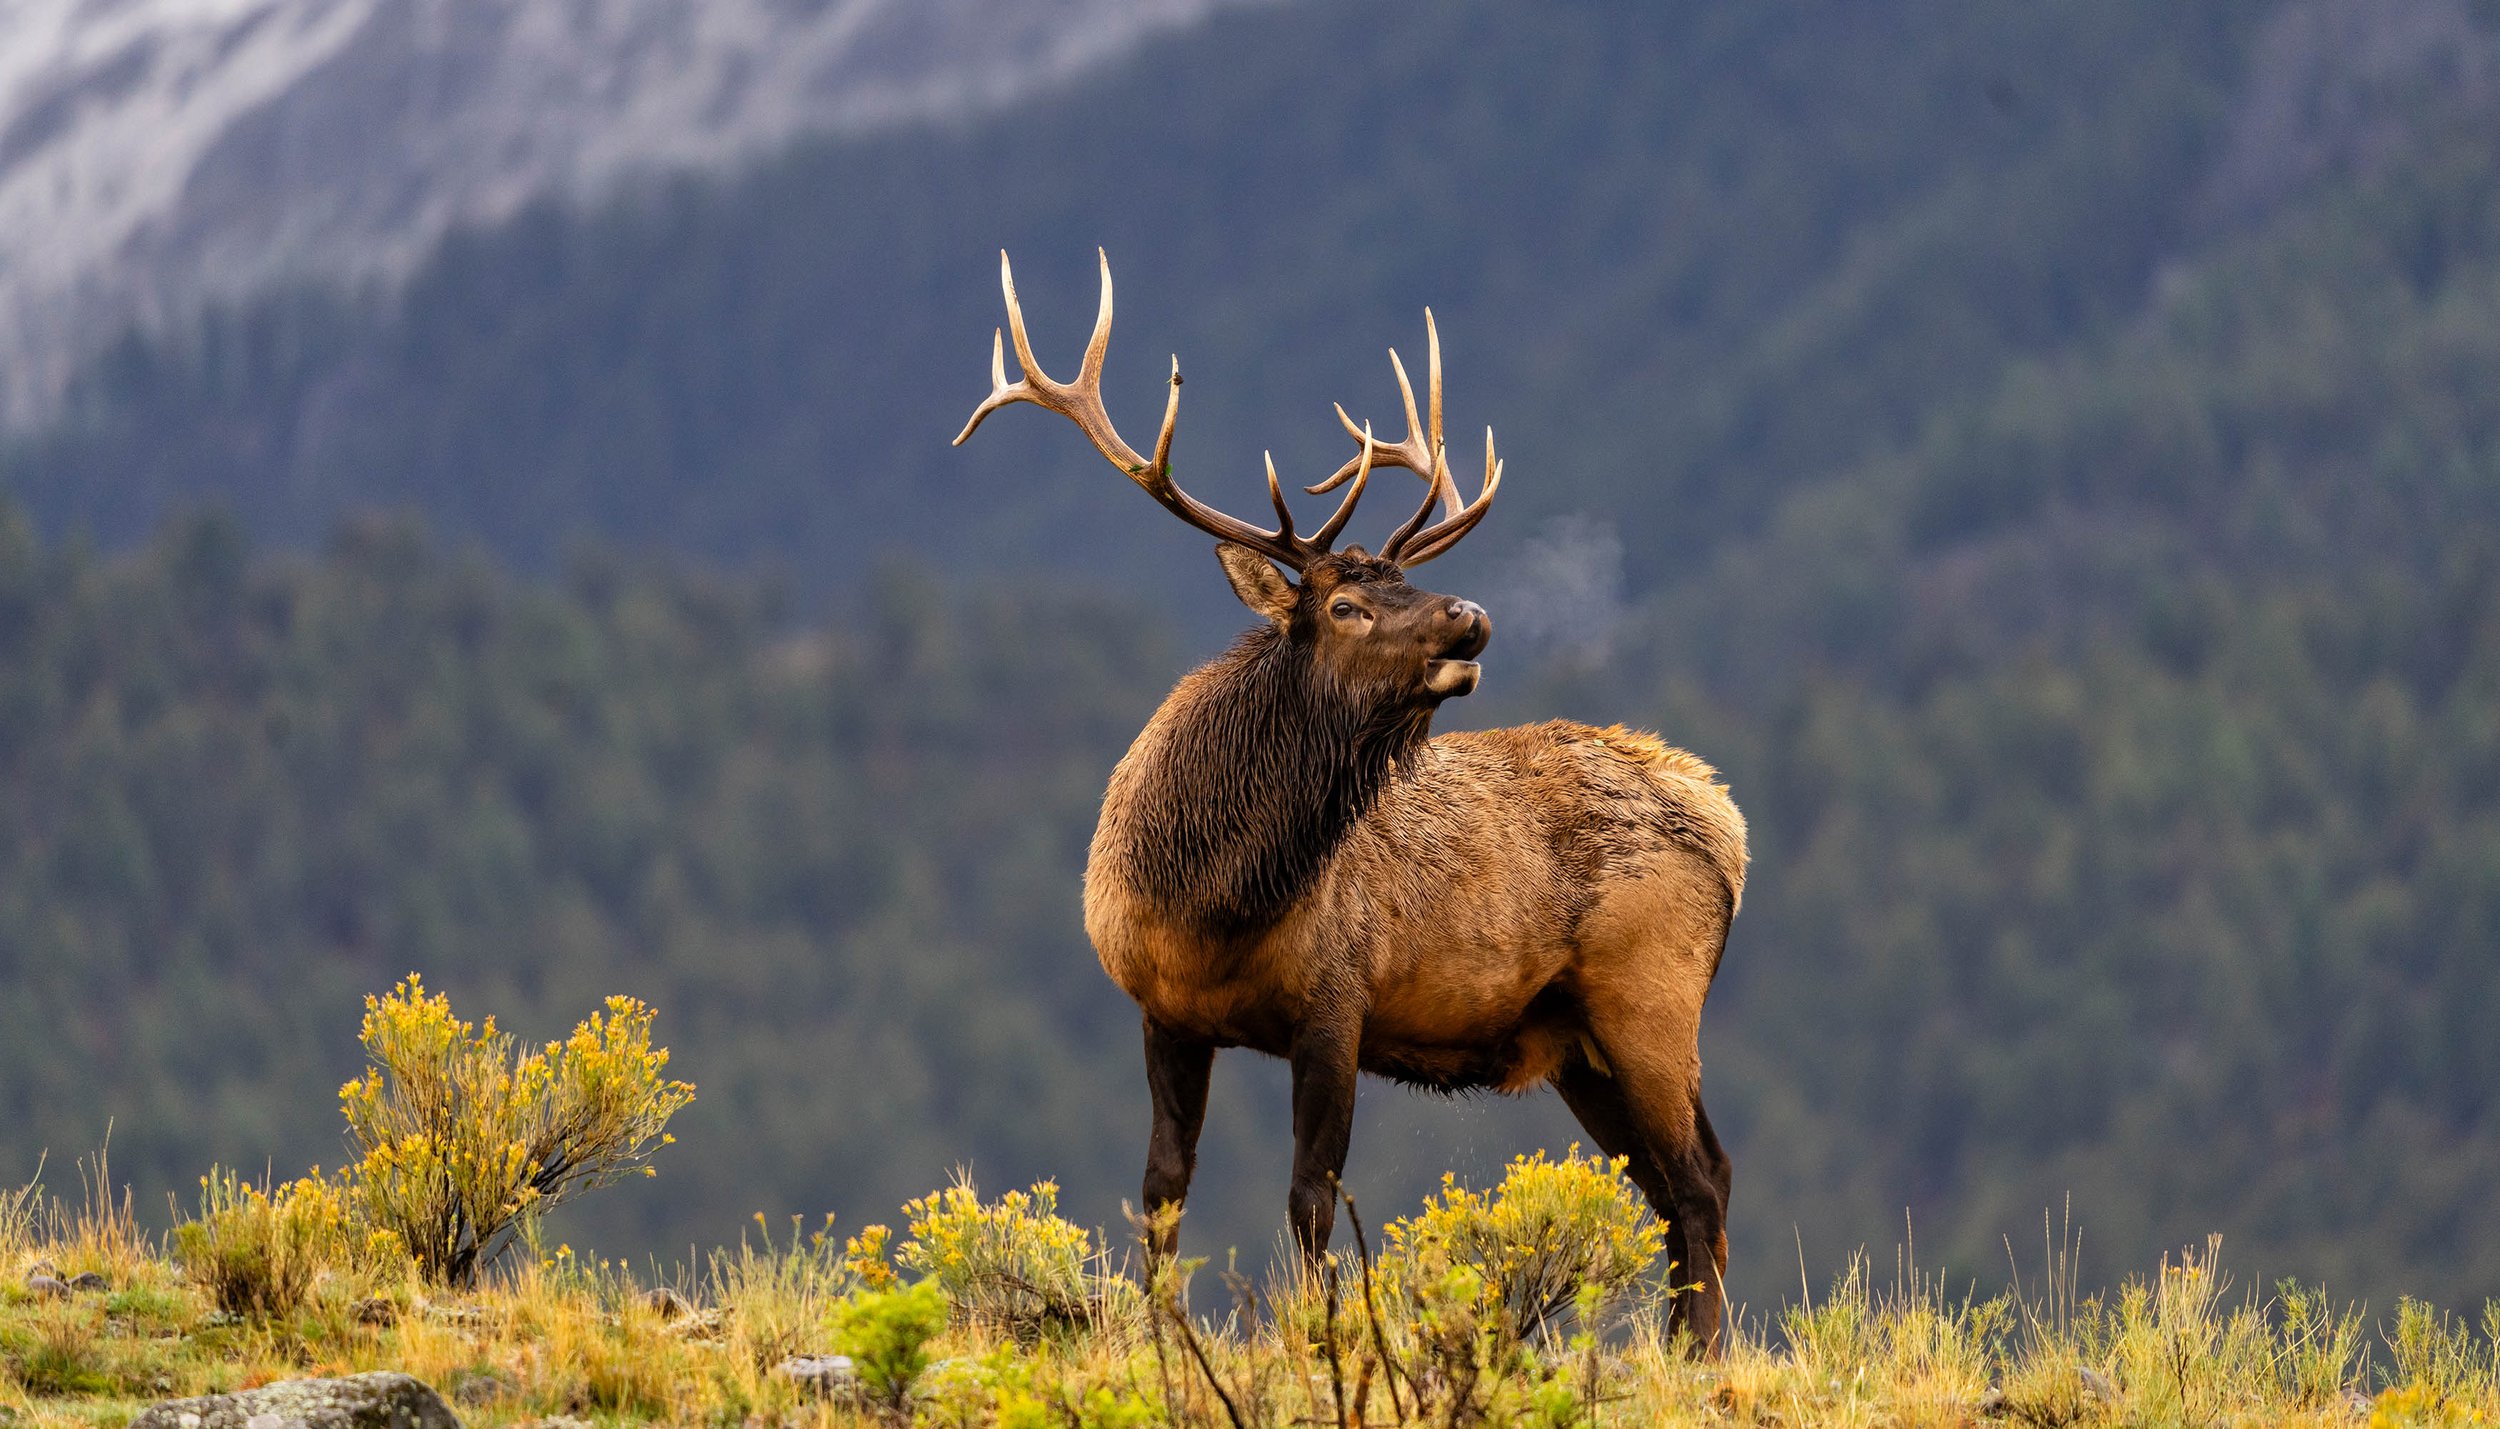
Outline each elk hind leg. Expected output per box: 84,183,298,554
1564,851,1734,1352
1555,1049,1730,1357
1695,1096,1733,1275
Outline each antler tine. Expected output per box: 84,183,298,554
1396,345,1428,467
1081,247,1115,383
1152,353,1180,473
1000,251,1056,393
1376,438,1445,557
1310,422,1376,549
1264,453,1298,542
952,323,1017,446
1423,310,1460,522
1391,425,1503,566
957,251,1312,569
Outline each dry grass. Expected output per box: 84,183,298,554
5,1172,2499,1427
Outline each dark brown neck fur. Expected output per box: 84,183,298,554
1113,623,1433,936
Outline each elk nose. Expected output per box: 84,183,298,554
1442,600,1490,659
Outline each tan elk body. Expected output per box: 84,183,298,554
956,252,1748,1352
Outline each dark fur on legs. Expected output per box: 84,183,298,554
1287,1010,1363,1259
1555,1056,1730,1356
1141,1019,1213,1260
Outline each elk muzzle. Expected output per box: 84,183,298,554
1424,599,1490,698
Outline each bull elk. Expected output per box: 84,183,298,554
954,252,1748,1352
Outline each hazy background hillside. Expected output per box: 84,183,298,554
5,0,2500,1315
0,0,1260,423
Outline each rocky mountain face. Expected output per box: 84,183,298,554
0,0,1248,422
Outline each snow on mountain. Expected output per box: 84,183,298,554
0,0,1248,422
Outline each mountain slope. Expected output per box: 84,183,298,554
0,0,1255,422
4,1,2302,611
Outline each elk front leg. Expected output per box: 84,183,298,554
1141,1018,1213,1260
1288,1008,1363,1262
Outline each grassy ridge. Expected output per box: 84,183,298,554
6,1161,2498,1427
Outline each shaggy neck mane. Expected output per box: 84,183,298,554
1114,624,1433,935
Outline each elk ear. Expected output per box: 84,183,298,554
1216,542,1297,624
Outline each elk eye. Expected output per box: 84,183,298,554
1331,600,1364,621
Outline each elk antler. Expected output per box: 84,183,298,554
1307,309,1503,568
954,251,1499,569
953,250,1379,574
1383,421,1502,566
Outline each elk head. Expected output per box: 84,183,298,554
1216,544,1491,708
952,250,1502,709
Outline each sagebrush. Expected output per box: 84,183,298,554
339,975,694,1286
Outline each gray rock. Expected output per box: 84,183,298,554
776,1354,860,1400
2076,1365,2119,1402
638,1286,693,1320
128,1372,463,1429
24,1273,71,1300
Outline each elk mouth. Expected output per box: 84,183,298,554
1424,659,1481,698
1423,607,1489,698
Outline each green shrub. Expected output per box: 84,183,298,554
338,975,694,1286
170,1168,350,1318
2274,1279,2366,1409
2387,1295,2481,1405
1381,1148,1665,1341
899,1174,1092,1340
829,1279,948,1412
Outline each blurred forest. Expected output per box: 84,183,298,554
5,0,2500,1313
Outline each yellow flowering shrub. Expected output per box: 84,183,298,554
842,1222,898,1291
171,1167,351,1317
899,1174,1092,1340
339,974,694,1286
1381,1147,1665,1341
